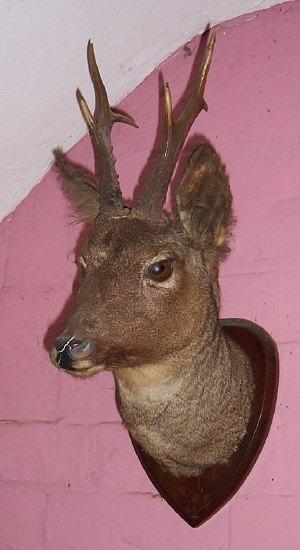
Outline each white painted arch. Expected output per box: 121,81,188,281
0,0,286,220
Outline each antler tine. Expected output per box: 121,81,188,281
138,33,216,218
77,40,137,213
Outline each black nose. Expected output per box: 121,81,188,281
54,337,94,370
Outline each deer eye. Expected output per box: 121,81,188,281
148,259,173,282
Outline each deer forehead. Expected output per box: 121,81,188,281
83,215,188,263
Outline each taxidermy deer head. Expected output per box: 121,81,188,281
51,34,254,478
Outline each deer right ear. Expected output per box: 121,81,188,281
53,148,100,221
176,143,234,261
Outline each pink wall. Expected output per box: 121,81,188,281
1,2,299,548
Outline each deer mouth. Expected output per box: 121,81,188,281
50,339,101,378
62,364,104,379
50,350,103,379
50,339,133,378
53,336,129,375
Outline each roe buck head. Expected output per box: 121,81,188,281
51,34,233,380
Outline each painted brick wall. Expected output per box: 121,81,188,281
0,3,299,549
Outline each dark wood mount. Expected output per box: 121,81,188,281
131,318,279,527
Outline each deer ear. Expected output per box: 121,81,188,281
53,148,100,221
176,143,234,260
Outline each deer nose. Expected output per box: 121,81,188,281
54,336,94,370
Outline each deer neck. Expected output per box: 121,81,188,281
113,315,253,477
114,315,225,398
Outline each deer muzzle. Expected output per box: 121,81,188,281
52,336,94,371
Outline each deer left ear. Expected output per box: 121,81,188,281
176,143,234,261
53,148,100,221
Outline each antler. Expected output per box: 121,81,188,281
138,33,215,219
77,40,137,214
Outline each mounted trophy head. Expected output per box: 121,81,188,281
51,35,231,375
50,32,278,527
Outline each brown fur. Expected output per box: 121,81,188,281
51,143,254,477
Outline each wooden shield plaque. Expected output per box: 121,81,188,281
131,318,279,527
